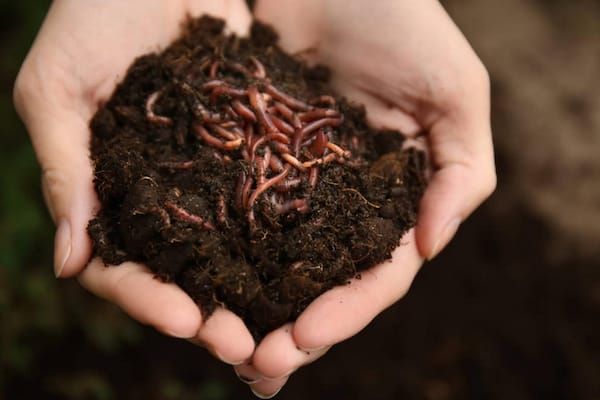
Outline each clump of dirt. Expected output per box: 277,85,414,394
88,16,426,339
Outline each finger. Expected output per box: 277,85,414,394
292,230,422,350
78,258,202,339
249,376,289,399
13,96,98,278
189,308,255,365
416,78,496,260
250,323,330,379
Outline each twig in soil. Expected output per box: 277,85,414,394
341,188,381,209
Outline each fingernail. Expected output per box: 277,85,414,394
251,387,282,399
214,349,244,366
234,362,263,384
53,219,71,277
297,344,327,353
428,217,461,261
235,370,262,384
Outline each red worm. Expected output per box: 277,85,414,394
165,201,216,231
255,155,266,186
145,91,173,125
219,121,238,129
232,100,257,122
300,117,343,136
195,124,224,148
270,114,295,136
235,172,247,210
245,125,254,152
298,108,341,122
326,142,351,158
216,194,228,225
274,198,310,214
222,138,243,150
273,101,294,121
196,125,241,150
202,80,227,90
247,165,291,208
249,56,266,79
262,146,272,172
269,140,292,155
309,131,329,157
210,85,247,104
241,175,254,209
209,60,220,79
273,176,303,193
310,95,336,107
248,86,278,134
302,152,339,168
265,132,291,145
249,135,266,161
281,153,307,172
211,124,238,141
264,84,311,111
227,61,253,77
269,153,284,172
308,167,319,189
156,160,195,170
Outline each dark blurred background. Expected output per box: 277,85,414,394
1,1,598,399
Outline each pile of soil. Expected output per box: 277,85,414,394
87,16,425,339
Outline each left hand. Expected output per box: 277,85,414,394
243,0,495,397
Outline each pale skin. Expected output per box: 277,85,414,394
14,0,495,398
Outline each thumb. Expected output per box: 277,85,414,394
416,109,496,260
40,122,98,278
15,81,98,278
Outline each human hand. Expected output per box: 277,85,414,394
13,0,256,365
243,0,496,396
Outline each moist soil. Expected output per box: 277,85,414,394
87,16,426,339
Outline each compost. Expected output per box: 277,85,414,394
88,16,426,338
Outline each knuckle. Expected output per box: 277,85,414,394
471,60,491,94
12,66,28,118
478,167,497,200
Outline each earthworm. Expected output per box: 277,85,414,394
165,200,216,231
270,114,295,136
216,194,228,225
145,91,173,125
273,176,304,193
249,56,266,79
264,84,311,111
247,165,291,208
210,85,247,103
274,198,310,214
248,86,278,134
232,100,257,122
298,109,341,122
281,153,307,172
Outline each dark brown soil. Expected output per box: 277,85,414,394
87,16,425,339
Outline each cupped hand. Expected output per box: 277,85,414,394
13,0,255,364
244,0,496,396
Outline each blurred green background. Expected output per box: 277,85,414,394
1,1,599,399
